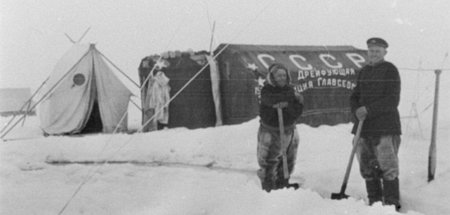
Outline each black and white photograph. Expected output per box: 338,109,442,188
0,0,449,214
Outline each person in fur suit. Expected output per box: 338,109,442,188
257,63,304,192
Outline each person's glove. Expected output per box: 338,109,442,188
273,102,288,109
356,106,368,120
294,92,304,104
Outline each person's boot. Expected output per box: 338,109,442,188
261,179,275,193
365,179,383,205
383,178,401,211
276,178,289,189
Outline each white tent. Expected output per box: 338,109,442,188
38,44,132,135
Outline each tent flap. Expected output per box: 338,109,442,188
93,49,132,133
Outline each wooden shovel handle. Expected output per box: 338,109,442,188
277,107,290,179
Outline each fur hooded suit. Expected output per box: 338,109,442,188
257,63,303,191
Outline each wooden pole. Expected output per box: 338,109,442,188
76,27,91,43
277,108,289,179
64,33,76,44
428,69,442,182
20,100,31,127
129,98,142,111
209,21,216,53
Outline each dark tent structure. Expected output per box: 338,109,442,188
215,44,368,127
139,51,216,129
139,43,368,129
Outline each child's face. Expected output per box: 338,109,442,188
273,69,287,87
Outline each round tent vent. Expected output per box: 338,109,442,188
73,73,86,86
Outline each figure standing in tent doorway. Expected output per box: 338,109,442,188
257,63,304,192
350,37,402,210
144,70,171,131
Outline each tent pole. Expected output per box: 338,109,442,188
209,21,216,53
428,69,442,182
76,27,91,43
20,100,31,127
1,50,91,139
112,110,128,134
96,50,140,88
64,33,76,44
0,76,50,133
130,98,142,111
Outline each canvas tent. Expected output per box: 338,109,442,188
39,44,132,135
139,43,368,129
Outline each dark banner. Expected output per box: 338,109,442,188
216,44,368,127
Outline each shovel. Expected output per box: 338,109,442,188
276,107,290,180
331,119,364,200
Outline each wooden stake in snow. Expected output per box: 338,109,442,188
428,69,442,182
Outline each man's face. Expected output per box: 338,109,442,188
367,45,387,64
273,68,287,87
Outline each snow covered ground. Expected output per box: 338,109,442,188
1,70,449,215
1,118,449,214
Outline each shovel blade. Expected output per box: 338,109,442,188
331,192,349,200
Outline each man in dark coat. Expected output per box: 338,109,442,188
257,63,304,192
350,37,402,210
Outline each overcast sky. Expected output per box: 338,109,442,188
1,0,449,90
